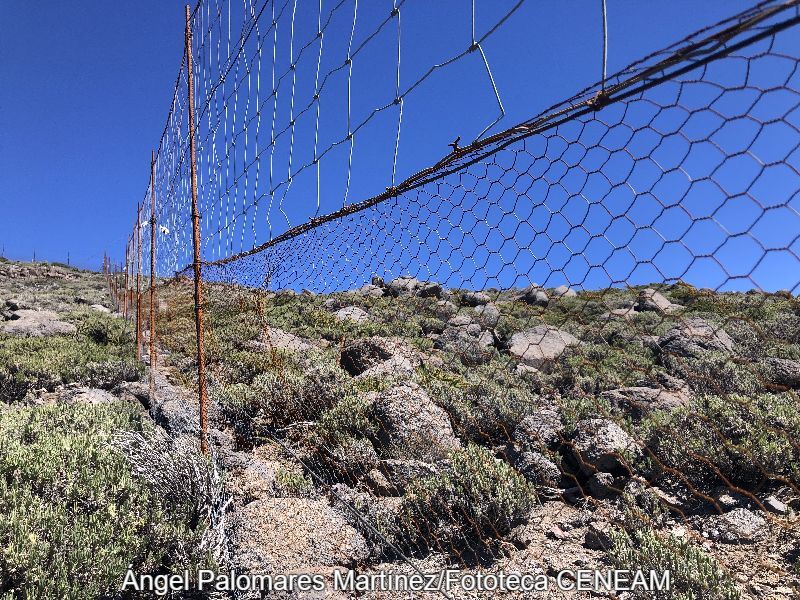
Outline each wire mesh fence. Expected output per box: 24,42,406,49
111,0,800,596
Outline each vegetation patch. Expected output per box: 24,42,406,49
608,498,740,600
422,368,538,444
398,443,536,553
0,401,215,599
0,312,142,404
643,392,800,491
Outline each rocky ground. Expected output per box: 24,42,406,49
0,258,798,599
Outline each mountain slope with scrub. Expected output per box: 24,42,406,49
0,258,798,599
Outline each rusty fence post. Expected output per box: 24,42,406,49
123,238,130,320
149,150,158,405
105,253,111,301
186,4,210,454
135,203,143,360
118,262,121,310
129,234,134,321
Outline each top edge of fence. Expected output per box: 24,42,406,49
171,0,800,275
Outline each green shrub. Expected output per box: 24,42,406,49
660,351,764,396
213,349,279,384
214,360,351,438
317,394,377,442
558,394,614,437
563,342,657,394
304,395,382,485
76,313,132,346
723,318,767,360
275,467,314,497
494,304,544,342
424,375,538,444
608,500,740,600
0,401,214,599
645,393,800,490
398,443,536,552
306,434,379,485
0,333,142,403
257,297,411,342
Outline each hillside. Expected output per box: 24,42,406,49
0,258,798,599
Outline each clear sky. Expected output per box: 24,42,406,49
0,0,786,281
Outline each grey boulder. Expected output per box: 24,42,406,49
339,337,420,379
356,284,384,298
461,291,491,306
433,326,493,366
658,317,735,357
518,285,549,307
66,388,118,405
763,357,800,389
371,383,460,462
513,407,564,449
334,306,371,324
233,497,370,573
514,451,562,486
552,285,577,298
702,508,766,544
600,386,690,420
384,276,442,298
473,302,501,328
0,309,77,337
508,325,580,370
635,288,681,313
571,418,641,475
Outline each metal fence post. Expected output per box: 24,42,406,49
186,4,210,454
129,234,134,320
135,203,143,360
149,150,158,404
123,239,130,319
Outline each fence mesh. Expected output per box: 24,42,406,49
115,0,800,596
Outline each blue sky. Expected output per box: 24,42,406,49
2,1,797,292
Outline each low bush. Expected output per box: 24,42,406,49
398,443,536,552
0,331,142,403
644,393,800,491
214,359,352,439
558,394,614,437
306,434,379,485
317,394,377,442
304,395,382,484
660,351,764,396
0,401,215,599
423,374,538,444
213,349,278,384
608,498,740,600
563,342,657,395
274,466,314,497
76,312,132,346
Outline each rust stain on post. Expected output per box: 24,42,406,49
115,264,119,309
135,203,143,360
123,240,130,319
149,150,158,405
186,5,210,454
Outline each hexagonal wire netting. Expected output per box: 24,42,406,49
117,0,800,594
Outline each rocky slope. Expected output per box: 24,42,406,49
1,258,798,599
